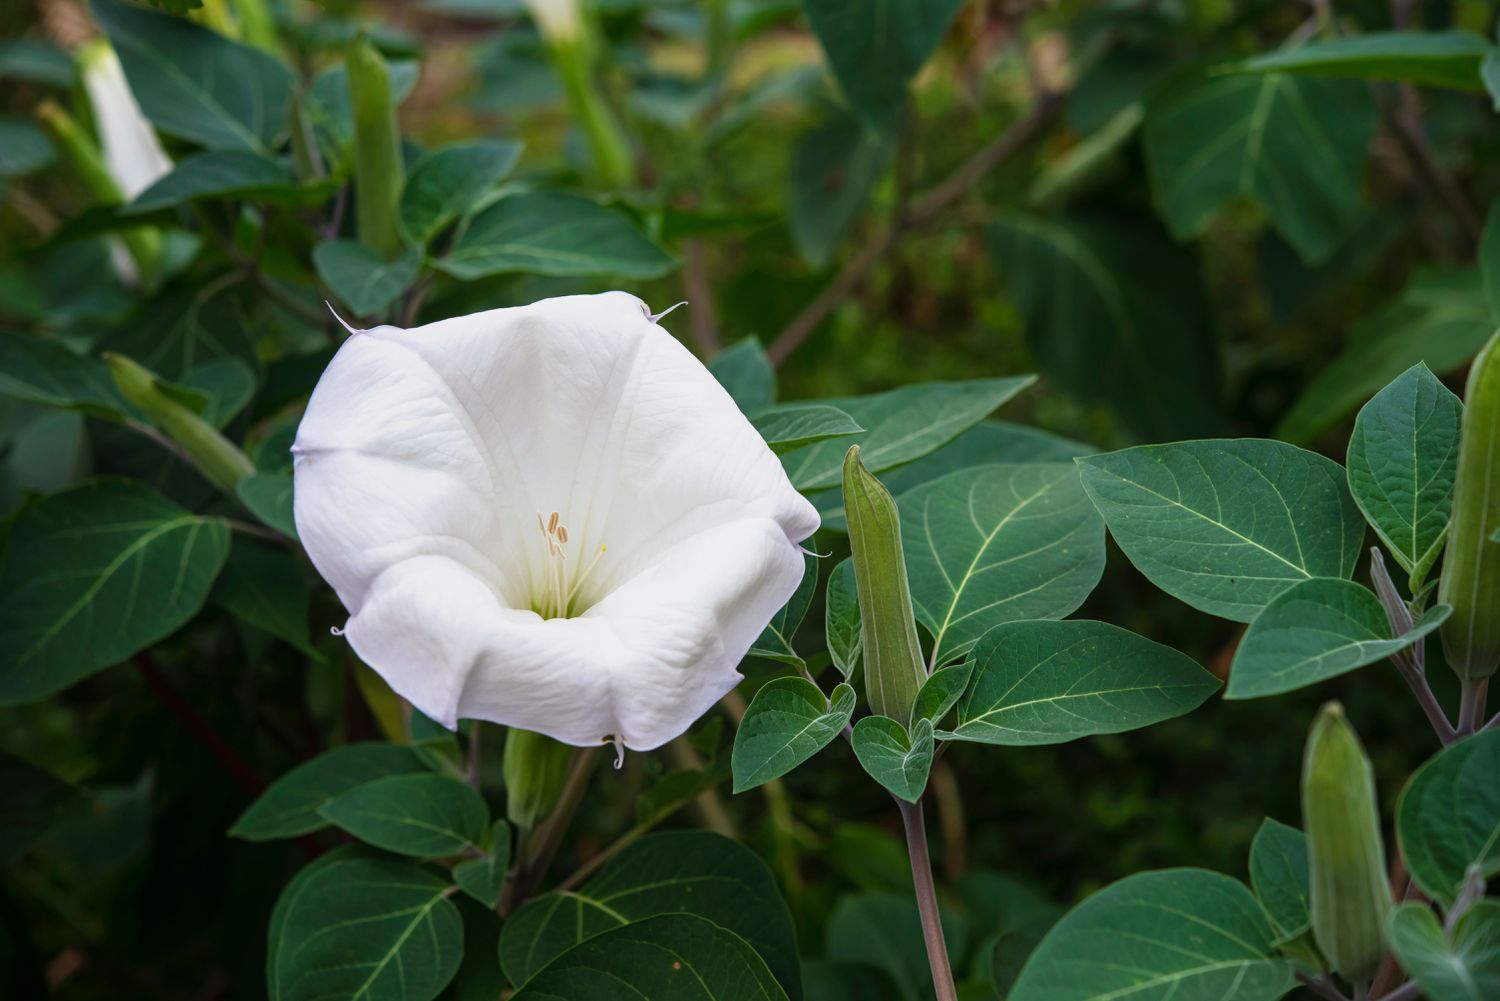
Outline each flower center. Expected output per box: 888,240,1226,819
533,510,606,619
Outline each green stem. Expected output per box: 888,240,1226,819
552,37,633,188
499,745,601,915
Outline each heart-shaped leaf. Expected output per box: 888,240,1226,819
1397,729,1500,906
319,773,489,858
851,715,933,803
733,677,855,792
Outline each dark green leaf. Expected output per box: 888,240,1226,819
946,621,1219,746
238,472,297,538
180,357,257,428
781,378,1035,492
400,139,523,245
825,557,861,679
1386,901,1500,1001
0,39,73,86
1347,364,1463,586
93,0,295,153
0,119,54,178
306,59,419,173
851,715,933,803
510,913,789,1000
499,831,800,999
902,463,1106,666
452,820,511,909
1278,268,1494,443
231,742,427,841
269,854,463,1001
0,480,230,705
1239,31,1490,91
440,192,676,280
751,404,863,454
127,150,308,213
1226,578,1449,699
98,289,257,381
1249,818,1311,940
789,112,893,265
1397,729,1500,906
826,892,967,1001
911,662,970,726
0,331,127,419
803,0,965,124
989,212,1223,440
1143,70,1377,263
1078,440,1365,622
710,338,776,411
733,677,854,792
319,773,488,857
212,538,321,658
0,751,88,865
313,241,423,316
1009,869,1293,1001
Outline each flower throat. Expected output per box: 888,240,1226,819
533,510,606,619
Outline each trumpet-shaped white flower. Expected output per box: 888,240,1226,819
293,293,818,751
79,41,172,200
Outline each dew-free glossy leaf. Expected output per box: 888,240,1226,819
1387,901,1500,1001
789,112,893,265
710,338,776,412
0,331,126,419
440,192,675,280
825,557,861,679
1347,364,1462,586
319,772,488,858
1249,818,1311,939
93,0,295,153
752,404,862,454
212,538,321,659
237,473,296,538
510,913,789,1001
270,854,463,1001
780,378,1034,492
400,139,522,245
499,831,800,999
1397,729,1500,906
1078,440,1365,622
1239,31,1490,91
313,240,422,316
732,677,854,792
946,621,1219,746
180,357,257,428
751,552,817,667
989,212,1223,440
1227,578,1449,699
851,715,933,803
902,463,1105,666
231,742,427,841
1278,268,1494,443
0,480,230,704
1009,869,1293,1001
911,662,970,726
802,0,965,124
452,820,511,909
127,150,303,213
1143,70,1376,263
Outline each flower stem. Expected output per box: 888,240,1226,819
499,744,601,915
896,797,958,1001
1458,677,1489,737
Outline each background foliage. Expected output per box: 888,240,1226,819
3,0,1500,998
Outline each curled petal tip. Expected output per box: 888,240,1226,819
325,302,362,335
648,301,688,324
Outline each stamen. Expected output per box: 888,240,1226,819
535,511,605,618
556,525,568,544
566,545,607,605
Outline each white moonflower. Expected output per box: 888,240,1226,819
521,0,583,43
79,40,172,200
293,292,819,752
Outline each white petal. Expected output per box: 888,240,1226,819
81,43,172,200
295,291,819,748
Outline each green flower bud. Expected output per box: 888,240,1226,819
843,445,926,724
346,36,406,259
1438,331,1500,680
503,727,573,831
1303,702,1390,983
105,354,255,493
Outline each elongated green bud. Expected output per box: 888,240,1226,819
105,354,254,493
1303,703,1390,982
503,727,573,830
346,36,406,258
843,445,926,723
1438,332,1500,680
